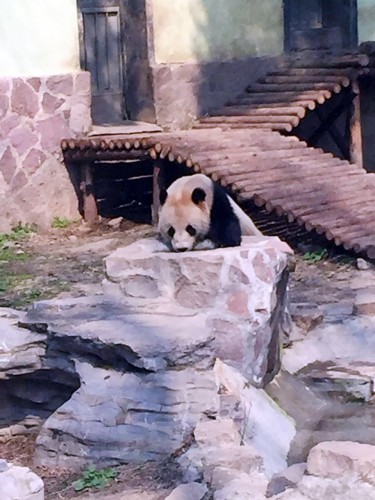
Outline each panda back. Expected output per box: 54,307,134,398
208,183,242,247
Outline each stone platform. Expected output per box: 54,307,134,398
1,236,292,469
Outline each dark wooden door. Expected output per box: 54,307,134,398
284,0,358,52
77,0,128,124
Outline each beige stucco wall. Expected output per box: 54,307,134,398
0,0,80,77
151,0,284,64
358,0,375,43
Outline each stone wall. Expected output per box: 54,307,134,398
151,56,283,129
0,72,92,232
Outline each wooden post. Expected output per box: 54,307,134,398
80,163,98,223
152,160,164,226
349,80,363,168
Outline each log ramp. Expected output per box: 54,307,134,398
62,53,375,259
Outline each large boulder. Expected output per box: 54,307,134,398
105,236,292,387
2,236,292,469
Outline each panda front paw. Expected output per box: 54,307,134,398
194,239,216,250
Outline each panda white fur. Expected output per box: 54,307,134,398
158,174,262,252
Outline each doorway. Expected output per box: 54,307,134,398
77,0,128,124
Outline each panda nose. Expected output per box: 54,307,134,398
176,247,188,252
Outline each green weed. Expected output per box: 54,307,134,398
0,223,36,246
51,217,73,229
302,247,328,264
72,466,118,492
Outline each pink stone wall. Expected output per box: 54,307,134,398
0,72,92,231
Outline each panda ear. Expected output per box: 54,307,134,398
192,187,206,205
159,189,168,205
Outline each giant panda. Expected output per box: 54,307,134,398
158,174,262,252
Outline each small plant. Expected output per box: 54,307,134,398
51,216,73,229
302,247,328,264
0,223,36,246
72,465,118,492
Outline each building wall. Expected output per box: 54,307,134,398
151,0,284,64
0,1,91,231
0,0,80,77
358,0,375,43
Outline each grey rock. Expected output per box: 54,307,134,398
356,258,373,271
214,360,296,476
165,482,208,500
194,418,241,447
35,362,219,469
283,316,375,375
105,236,292,387
276,474,375,500
354,287,375,316
299,366,373,402
266,463,306,497
213,471,268,500
0,461,44,500
307,441,375,484
0,316,45,379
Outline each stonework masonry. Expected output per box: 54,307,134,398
0,72,92,232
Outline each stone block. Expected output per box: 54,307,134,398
105,236,291,387
0,460,44,500
11,79,39,118
266,463,306,497
213,472,268,500
354,287,375,315
194,418,241,447
300,366,373,402
165,482,208,500
0,146,17,183
35,362,219,469
307,441,375,484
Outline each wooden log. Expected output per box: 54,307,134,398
261,75,351,87
193,122,294,132
186,147,302,165
212,105,307,119
255,177,368,206
227,100,317,111
205,154,351,180
283,194,375,228
81,163,98,224
331,226,375,245
290,54,370,68
152,160,164,226
236,169,363,200
230,91,330,105
199,115,300,127
159,145,172,159
64,150,151,162
350,236,375,254
349,80,363,168
247,83,341,94
269,68,356,77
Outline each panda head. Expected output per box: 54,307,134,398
158,175,213,252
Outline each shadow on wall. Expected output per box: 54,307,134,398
190,0,284,118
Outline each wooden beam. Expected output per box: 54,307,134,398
152,160,166,226
81,163,98,224
349,81,363,168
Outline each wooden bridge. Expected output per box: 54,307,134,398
62,53,375,259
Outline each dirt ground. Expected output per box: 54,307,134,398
0,218,369,499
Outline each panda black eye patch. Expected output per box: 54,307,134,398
186,225,196,236
167,226,175,237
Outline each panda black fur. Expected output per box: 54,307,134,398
158,174,261,252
